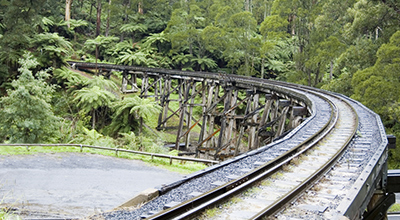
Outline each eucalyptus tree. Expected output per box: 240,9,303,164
352,31,400,120
224,11,258,75
165,1,206,65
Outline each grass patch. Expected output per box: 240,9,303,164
389,203,400,212
202,207,221,218
0,145,207,174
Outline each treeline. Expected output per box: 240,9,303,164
0,0,400,166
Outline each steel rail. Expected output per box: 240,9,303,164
250,91,359,219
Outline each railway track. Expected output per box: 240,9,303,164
67,62,388,220
141,85,357,220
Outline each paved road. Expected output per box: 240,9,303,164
0,153,183,219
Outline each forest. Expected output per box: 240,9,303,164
0,0,400,167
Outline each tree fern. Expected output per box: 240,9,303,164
120,23,148,34
88,75,119,91
108,96,160,136
192,55,218,71
73,86,116,129
53,67,89,90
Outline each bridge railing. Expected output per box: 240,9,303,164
0,143,219,165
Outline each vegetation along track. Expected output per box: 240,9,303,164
69,62,385,220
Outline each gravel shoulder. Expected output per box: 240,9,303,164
0,152,183,219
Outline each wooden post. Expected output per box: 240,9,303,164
235,90,253,155
215,86,232,159
256,94,273,147
248,92,259,149
225,90,237,155
184,81,196,150
141,72,148,97
157,77,171,130
175,79,189,151
206,84,219,152
197,81,208,157
275,106,290,139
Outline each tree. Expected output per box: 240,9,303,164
191,55,218,71
224,11,258,75
129,96,161,136
30,33,73,67
120,21,148,43
84,35,119,64
0,53,60,143
109,96,161,137
65,0,73,28
116,49,158,67
96,0,102,37
73,85,116,130
352,31,400,120
165,4,206,56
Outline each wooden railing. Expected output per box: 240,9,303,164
0,143,219,165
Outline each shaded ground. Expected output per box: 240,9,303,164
0,153,183,219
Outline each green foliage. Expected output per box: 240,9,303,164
192,55,218,71
116,49,158,67
107,96,161,136
0,53,61,143
352,31,400,118
73,86,115,113
260,15,289,39
120,23,148,36
0,0,400,166
53,67,89,90
388,203,400,212
30,33,73,67
71,127,115,148
87,75,119,91
73,85,116,129
84,35,119,61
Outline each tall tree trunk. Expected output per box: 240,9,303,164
138,1,143,14
96,0,102,37
88,2,93,24
105,0,111,36
261,57,265,79
121,0,131,41
245,0,250,11
314,66,320,87
92,110,96,130
65,0,73,28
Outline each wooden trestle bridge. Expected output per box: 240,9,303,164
68,61,397,220
70,61,308,160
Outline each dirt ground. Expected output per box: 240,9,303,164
0,153,183,219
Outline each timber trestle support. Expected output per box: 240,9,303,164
69,61,310,160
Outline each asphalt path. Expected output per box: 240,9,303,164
0,153,183,219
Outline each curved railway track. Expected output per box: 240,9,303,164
144,82,358,220
67,62,388,220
